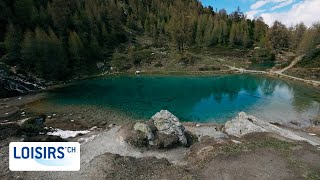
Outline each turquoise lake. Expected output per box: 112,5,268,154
47,74,320,124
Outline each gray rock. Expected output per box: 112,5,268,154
152,110,187,145
225,112,320,146
184,130,199,146
134,122,154,141
155,132,180,149
117,122,148,147
0,68,45,97
225,112,266,137
96,62,104,69
185,125,227,140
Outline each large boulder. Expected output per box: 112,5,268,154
152,110,187,145
118,122,149,147
155,132,180,149
134,122,154,141
225,112,320,146
224,112,266,137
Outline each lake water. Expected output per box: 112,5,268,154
46,74,320,124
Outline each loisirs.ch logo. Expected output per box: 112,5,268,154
9,142,80,171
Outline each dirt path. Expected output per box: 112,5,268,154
225,58,320,87
275,55,304,74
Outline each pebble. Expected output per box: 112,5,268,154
69,114,73,116
108,124,115,128
5,112,9,115
52,114,56,117
196,124,201,127
21,112,25,115
18,97,22,100
231,139,242,144
308,133,316,136
47,115,52,118
70,120,74,122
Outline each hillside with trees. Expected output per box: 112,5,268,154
0,0,319,81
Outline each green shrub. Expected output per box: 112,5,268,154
178,52,200,66
298,48,320,67
132,49,154,66
252,48,275,62
111,52,131,71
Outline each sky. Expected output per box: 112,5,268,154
200,0,320,27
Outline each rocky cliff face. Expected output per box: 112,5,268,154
0,69,46,98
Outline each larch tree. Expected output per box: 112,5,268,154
4,23,22,65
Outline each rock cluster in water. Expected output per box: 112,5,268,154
118,110,194,149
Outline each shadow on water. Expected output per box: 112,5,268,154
46,74,320,124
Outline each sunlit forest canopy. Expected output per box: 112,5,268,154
0,0,319,80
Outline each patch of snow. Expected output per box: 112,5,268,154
48,129,90,139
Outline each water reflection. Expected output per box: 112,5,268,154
48,74,320,123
